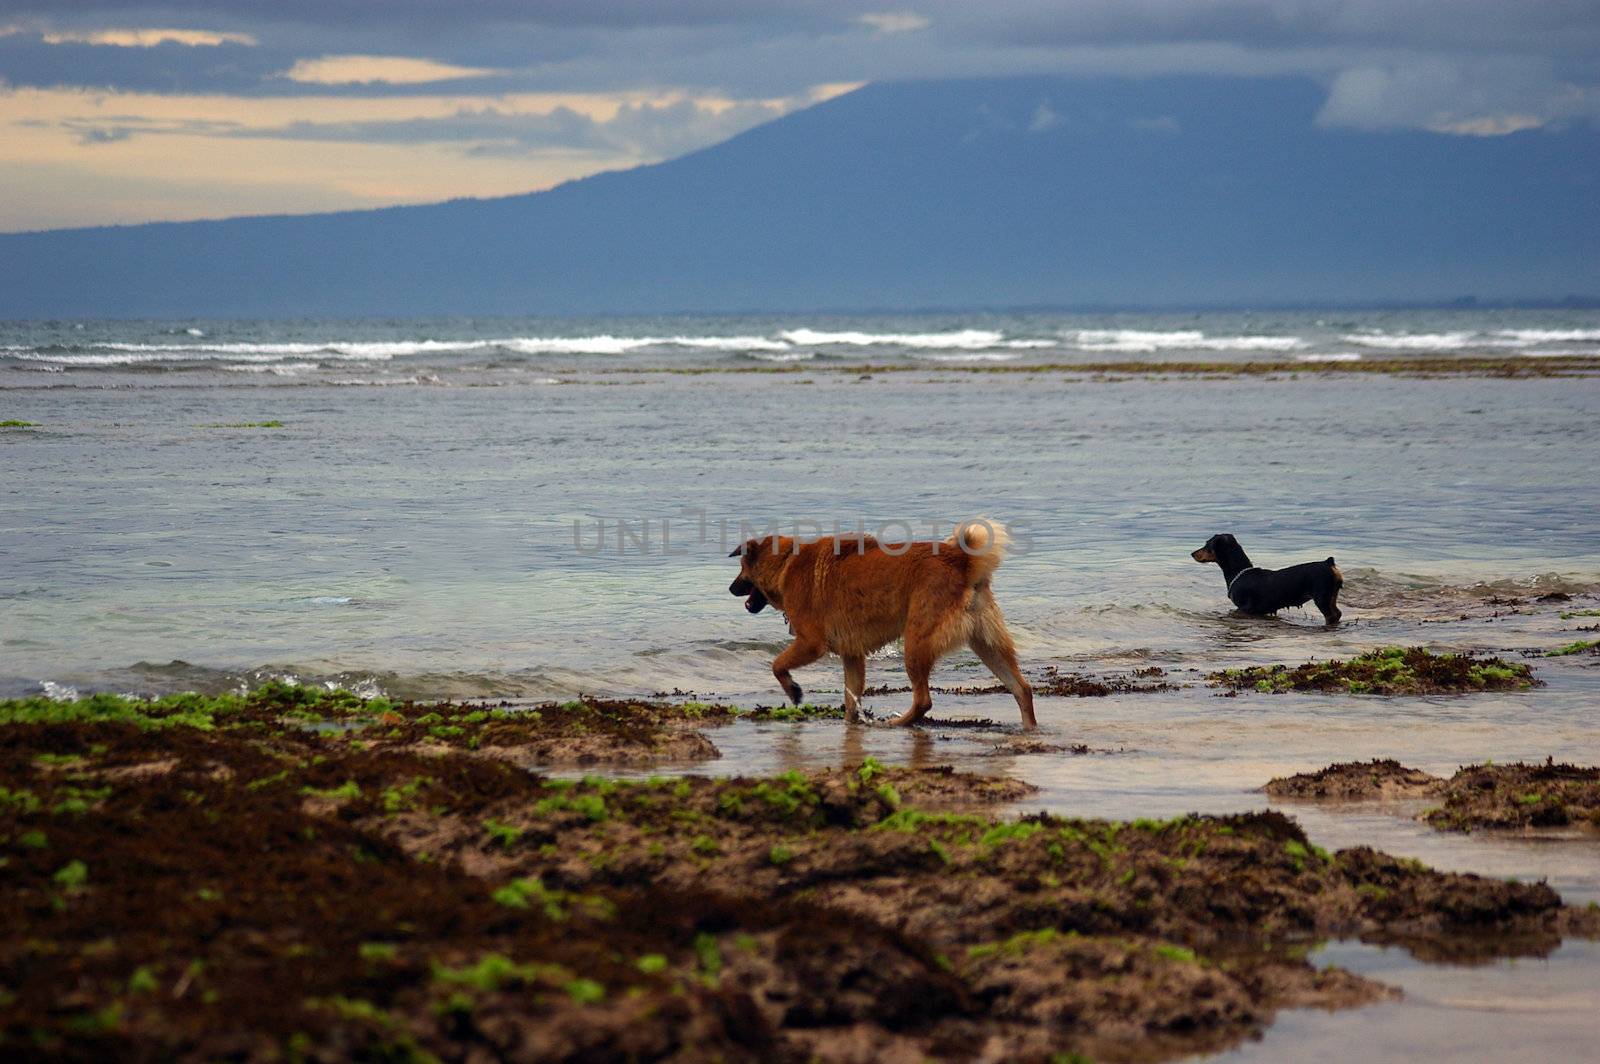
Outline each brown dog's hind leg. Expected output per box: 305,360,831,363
889,647,935,727
971,628,1036,729
773,638,826,706
890,602,971,727
841,654,866,723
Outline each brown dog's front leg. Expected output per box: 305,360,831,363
772,638,826,706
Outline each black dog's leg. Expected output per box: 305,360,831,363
1315,582,1342,625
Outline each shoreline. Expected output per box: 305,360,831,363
596,355,1600,378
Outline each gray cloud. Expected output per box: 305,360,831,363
239,97,792,158
1317,55,1600,131
2,1,1597,135
34,96,802,160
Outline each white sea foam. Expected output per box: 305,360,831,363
39,679,80,702
1198,336,1308,351
661,335,791,352
503,334,801,354
501,336,655,355
20,340,461,364
95,341,331,354
1068,329,1203,351
6,331,1050,365
747,351,816,362
1297,353,1363,362
327,376,426,387
914,352,1020,362
222,361,320,375
1492,328,1600,343
323,341,476,359
1343,331,1477,350
20,351,227,366
1065,329,1305,353
1341,329,1591,351
186,327,205,337
780,328,1006,349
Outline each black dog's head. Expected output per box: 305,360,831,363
1191,533,1239,565
728,536,787,614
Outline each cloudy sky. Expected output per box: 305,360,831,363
2,1,1596,231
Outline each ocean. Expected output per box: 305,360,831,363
5,307,1599,701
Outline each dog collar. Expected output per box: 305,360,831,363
1227,566,1260,591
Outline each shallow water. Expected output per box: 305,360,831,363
1214,939,1600,1063
5,310,1600,1060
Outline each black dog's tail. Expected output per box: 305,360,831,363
1327,557,1343,584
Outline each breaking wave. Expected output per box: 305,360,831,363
1062,330,1306,353
5,318,1597,379
914,352,1021,363
1343,329,1600,352
781,328,1009,349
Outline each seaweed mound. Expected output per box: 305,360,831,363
1211,647,1538,695
1265,759,1444,800
1265,759,1600,834
1425,761,1600,833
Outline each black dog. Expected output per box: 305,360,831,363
1191,533,1343,624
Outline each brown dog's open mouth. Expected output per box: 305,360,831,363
730,576,768,613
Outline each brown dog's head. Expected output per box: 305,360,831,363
1191,533,1236,564
728,536,790,613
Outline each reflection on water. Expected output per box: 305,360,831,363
1208,940,1600,1064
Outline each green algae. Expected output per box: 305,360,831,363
481,819,523,847
53,859,88,888
489,877,614,921
300,780,361,802
430,954,547,992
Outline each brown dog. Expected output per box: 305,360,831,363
728,521,1036,728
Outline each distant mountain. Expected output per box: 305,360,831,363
3,75,1596,317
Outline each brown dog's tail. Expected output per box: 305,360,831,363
949,519,1011,589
